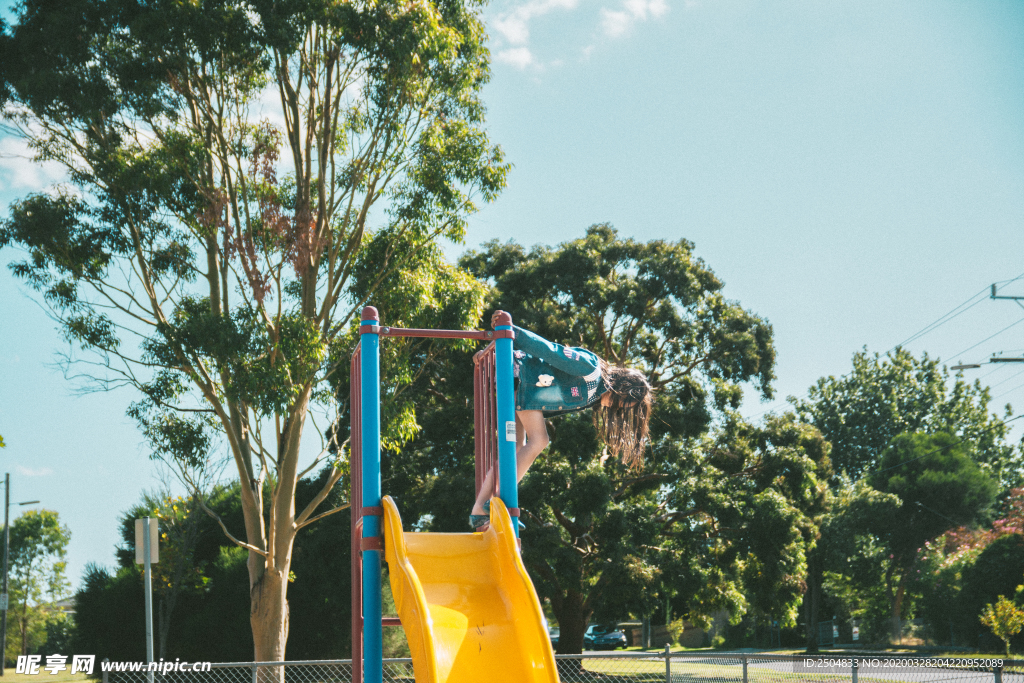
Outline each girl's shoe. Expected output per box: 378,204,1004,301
470,501,525,530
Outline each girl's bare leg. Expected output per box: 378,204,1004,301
472,410,549,515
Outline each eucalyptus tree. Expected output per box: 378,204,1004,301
0,0,506,660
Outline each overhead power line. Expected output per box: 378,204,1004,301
947,316,1024,360
744,271,1024,424
871,414,1024,477
890,287,989,352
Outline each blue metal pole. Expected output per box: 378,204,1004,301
360,306,383,683
492,311,519,537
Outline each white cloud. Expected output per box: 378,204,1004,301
0,135,65,192
496,47,537,70
600,9,632,37
491,0,669,70
493,0,580,46
16,465,54,477
600,0,669,38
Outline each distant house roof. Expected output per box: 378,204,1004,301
52,597,75,614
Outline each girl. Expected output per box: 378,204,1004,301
471,311,654,529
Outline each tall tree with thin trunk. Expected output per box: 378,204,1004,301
8,510,71,658
0,0,506,661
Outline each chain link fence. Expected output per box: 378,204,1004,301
103,653,1023,683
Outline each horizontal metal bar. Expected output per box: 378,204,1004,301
382,617,402,626
373,327,513,340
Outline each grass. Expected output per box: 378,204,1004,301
0,672,94,683
571,657,883,683
561,651,1022,683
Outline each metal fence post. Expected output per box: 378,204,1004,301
250,662,257,683
994,665,1002,683
742,655,748,683
102,659,109,683
665,643,671,683
852,657,858,683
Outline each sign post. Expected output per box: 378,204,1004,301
135,518,159,683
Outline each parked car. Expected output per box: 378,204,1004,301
548,627,559,647
583,624,627,650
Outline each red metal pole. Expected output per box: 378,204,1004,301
474,349,484,493
472,343,500,503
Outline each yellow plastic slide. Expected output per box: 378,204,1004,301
382,495,560,683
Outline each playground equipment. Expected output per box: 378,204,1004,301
349,307,559,683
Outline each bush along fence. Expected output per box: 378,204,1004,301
101,651,1023,683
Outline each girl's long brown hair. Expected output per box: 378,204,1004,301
594,364,653,468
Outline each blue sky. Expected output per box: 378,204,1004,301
2,0,1024,588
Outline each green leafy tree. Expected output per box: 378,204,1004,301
792,348,1019,649
0,0,506,661
868,432,997,642
75,468,354,661
389,225,828,654
117,491,211,660
814,479,902,645
8,510,71,658
668,414,830,632
955,533,1024,646
980,592,1024,657
794,349,1019,487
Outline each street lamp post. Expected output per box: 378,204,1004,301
1,472,8,677
0,474,40,677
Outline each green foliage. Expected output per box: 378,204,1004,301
41,611,75,657
794,348,1020,487
379,226,830,653
7,510,71,658
0,0,507,657
980,593,1024,657
815,479,903,644
4,604,47,665
74,468,353,661
794,346,1019,648
958,534,1024,644
869,432,997,567
858,432,996,641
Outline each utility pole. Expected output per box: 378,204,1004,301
0,475,39,678
1,473,8,678
952,283,1024,370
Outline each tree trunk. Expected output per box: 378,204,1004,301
883,561,898,644
250,565,290,679
552,589,590,655
804,551,823,652
229,387,310,666
552,589,590,680
889,570,907,644
20,596,29,657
